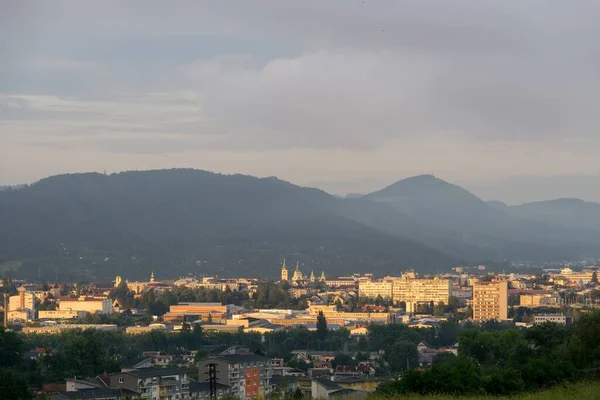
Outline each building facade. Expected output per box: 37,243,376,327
534,314,571,325
109,368,190,400
472,281,508,321
198,354,272,399
58,296,113,314
392,277,451,311
358,281,393,300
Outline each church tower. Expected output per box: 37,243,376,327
115,276,122,288
310,271,315,282
150,272,155,283
292,261,304,281
281,259,288,281
319,271,326,282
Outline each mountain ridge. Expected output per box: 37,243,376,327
0,169,457,281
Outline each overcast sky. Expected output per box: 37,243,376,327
1,1,599,204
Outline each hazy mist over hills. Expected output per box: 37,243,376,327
2,169,600,281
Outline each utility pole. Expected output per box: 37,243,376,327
3,293,8,328
205,363,218,400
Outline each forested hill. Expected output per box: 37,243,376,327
0,169,456,281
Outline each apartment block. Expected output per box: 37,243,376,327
358,281,393,300
472,281,508,321
392,277,451,311
198,354,272,399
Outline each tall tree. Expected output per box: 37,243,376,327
316,311,328,341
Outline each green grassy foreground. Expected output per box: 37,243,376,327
367,382,600,400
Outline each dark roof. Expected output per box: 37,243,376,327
120,356,150,369
269,375,299,385
39,383,66,392
213,354,269,364
52,388,138,399
314,378,341,391
189,381,230,393
122,367,190,378
330,389,368,398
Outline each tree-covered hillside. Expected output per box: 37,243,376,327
0,169,456,280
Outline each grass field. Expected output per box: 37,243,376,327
0,260,22,272
368,382,600,400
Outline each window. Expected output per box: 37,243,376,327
119,377,124,384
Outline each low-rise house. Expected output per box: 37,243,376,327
49,388,138,400
334,365,373,378
534,313,572,325
109,367,191,399
335,377,384,393
188,381,231,399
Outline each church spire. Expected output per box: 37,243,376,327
320,271,326,282
310,271,315,282
281,259,288,281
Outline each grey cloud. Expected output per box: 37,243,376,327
1,1,600,189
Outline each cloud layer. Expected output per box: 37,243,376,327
1,1,599,202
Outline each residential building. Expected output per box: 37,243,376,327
519,292,560,307
336,377,383,393
311,378,368,399
472,281,508,321
188,381,231,399
358,281,393,300
8,287,36,322
198,354,272,399
391,277,451,312
109,367,190,400
49,388,138,400
534,313,572,326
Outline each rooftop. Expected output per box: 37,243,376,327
121,367,190,378
212,354,270,364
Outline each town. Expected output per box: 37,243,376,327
2,260,600,399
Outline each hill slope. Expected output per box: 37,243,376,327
504,198,600,231
0,169,456,281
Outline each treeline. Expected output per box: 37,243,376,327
376,312,600,396
0,316,462,398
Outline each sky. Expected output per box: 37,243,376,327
1,1,599,204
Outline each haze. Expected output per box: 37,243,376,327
1,1,599,204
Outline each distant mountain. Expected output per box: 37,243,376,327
0,169,456,281
503,198,600,231
360,175,600,262
344,193,364,199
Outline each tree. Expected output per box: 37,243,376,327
334,299,343,309
316,311,328,341
0,327,24,368
206,314,213,324
592,271,598,284
385,340,418,373
0,368,31,399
